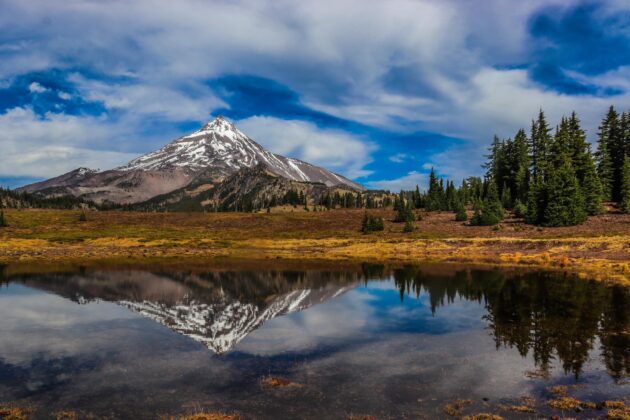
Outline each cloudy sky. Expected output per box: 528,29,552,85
0,0,629,190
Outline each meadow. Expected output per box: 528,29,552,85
1,208,629,284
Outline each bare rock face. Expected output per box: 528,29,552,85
18,116,364,205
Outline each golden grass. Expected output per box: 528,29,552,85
1,209,630,284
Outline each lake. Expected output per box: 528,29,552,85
0,263,628,419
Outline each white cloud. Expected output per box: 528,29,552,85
0,107,137,178
0,0,628,182
389,153,408,163
366,171,427,192
28,81,47,93
57,91,72,100
237,116,375,179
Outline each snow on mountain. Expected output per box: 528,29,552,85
117,116,364,190
120,286,352,354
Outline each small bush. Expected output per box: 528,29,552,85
513,200,527,219
361,212,384,233
403,220,414,232
79,210,88,222
0,210,6,227
455,203,467,221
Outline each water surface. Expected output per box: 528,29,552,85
0,264,628,418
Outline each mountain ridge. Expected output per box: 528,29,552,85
18,116,364,205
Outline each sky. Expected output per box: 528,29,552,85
0,0,629,190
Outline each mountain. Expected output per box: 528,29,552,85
8,269,359,354
18,116,363,205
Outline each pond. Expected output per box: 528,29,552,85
0,263,629,418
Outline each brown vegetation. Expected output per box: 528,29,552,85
1,209,629,283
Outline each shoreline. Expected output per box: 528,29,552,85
2,235,629,285
1,209,629,284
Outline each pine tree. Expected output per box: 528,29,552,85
620,155,630,214
531,110,552,180
513,128,531,203
581,153,604,215
471,182,504,226
541,156,587,227
394,195,415,223
79,210,88,222
0,211,6,228
596,106,618,201
403,219,414,232
454,200,467,221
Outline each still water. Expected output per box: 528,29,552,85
0,264,628,419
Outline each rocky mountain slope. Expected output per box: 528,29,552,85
18,116,363,206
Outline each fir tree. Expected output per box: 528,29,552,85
403,219,414,233
361,211,384,233
454,201,467,221
620,155,630,214
0,211,6,228
581,153,604,215
596,106,618,201
513,199,527,219
394,196,415,223
471,182,504,226
530,110,552,180
79,210,88,222
541,157,587,227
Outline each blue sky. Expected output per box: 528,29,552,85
0,0,629,190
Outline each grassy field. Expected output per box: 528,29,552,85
1,208,630,284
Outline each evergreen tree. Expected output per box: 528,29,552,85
471,182,505,226
0,210,6,228
621,156,630,214
530,109,552,180
513,128,531,203
394,196,415,223
454,200,467,221
403,219,414,233
361,211,384,233
542,156,587,227
581,153,604,215
79,210,88,222
426,168,444,211
513,199,527,219
596,106,618,201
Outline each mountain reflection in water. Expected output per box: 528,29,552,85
0,263,628,418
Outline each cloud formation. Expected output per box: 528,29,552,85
0,0,628,189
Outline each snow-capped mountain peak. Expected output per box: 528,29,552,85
117,116,364,190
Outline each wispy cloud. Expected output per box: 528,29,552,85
0,0,628,187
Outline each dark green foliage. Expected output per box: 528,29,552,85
361,212,384,233
0,188,95,210
621,156,630,214
470,182,505,226
79,210,88,222
0,211,6,228
581,154,604,215
541,157,587,227
513,199,527,219
454,202,467,221
394,195,415,223
403,219,414,233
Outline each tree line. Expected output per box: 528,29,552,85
394,106,630,227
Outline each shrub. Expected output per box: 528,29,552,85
361,212,384,233
0,210,6,227
403,220,414,232
454,202,467,221
513,200,527,219
79,210,88,222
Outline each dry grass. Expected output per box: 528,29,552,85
0,405,31,420
1,209,630,284
260,376,294,388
